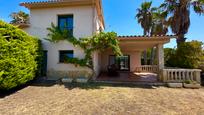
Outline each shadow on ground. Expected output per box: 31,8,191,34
0,77,57,98
1,73,203,99
63,82,157,90
0,77,158,98
0,82,31,98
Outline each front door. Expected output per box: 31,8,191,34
42,51,48,76
109,55,130,71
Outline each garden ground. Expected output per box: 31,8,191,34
0,82,204,115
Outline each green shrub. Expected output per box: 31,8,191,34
164,41,203,69
176,41,203,69
0,20,43,90
164,48,176,67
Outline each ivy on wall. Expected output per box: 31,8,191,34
45,23,122,68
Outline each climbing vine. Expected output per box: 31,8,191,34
45,23,122,68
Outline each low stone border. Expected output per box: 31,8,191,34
167,83,183,88
61,78,73,83
167,83,201,89
183,83,201,89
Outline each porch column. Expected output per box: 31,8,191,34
156,44,164,70
156,44,164,81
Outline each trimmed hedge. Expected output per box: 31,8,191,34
0,20,43,90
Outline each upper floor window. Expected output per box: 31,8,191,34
58,15,73,35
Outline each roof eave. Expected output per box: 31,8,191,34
118,35,177,43
20,1,93,9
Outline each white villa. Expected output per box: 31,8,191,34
20,0,201,84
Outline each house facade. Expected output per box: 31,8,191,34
21,0,105,79
20,0,201,84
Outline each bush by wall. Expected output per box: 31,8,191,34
164,48,176,67
164,41,203,69
0,20,43,90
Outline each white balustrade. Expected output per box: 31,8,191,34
162,69,201,83
135,65,159,73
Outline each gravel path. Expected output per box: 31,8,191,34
0,84,204,115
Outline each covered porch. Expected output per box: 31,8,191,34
96,72,158,83
93,35,175,82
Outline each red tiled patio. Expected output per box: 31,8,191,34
96,72,158,83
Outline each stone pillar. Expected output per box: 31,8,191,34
195,70,201,83
157,44,164,70
156,44,164,81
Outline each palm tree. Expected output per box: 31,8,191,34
160,0,204,45
150,10,169,64
10,11,29,24
151,10,169,36
136,1,156,65
136,1,155,36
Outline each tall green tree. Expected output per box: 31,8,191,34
161,0,204,45
10,11,29,24
136,1,155,65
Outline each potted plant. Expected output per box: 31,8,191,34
183,80,201,89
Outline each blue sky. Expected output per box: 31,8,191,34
0,0,204,48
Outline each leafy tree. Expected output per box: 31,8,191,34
0,20,43,90
164,41,203,69
10,11,29,24
164,48,176,67
200,49,204,71
176,41,203,68
160,0,204,44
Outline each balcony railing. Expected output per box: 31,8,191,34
135,65,159,73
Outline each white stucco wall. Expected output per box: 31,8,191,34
27,6,94,39
93,8,103,33
22,6,102,79
92,51,101,79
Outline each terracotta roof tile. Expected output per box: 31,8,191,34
117,35,177,41
118,35,176,38
21,0,72,5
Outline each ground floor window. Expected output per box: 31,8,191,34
59,50,74,63
109,55,130,71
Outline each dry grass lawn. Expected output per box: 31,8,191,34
0,83,204,115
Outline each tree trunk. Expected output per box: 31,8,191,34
143,50,148,65
176,34,187,45
143,30,148,65
150,47,155,65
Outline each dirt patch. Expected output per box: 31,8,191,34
0,84,204,115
